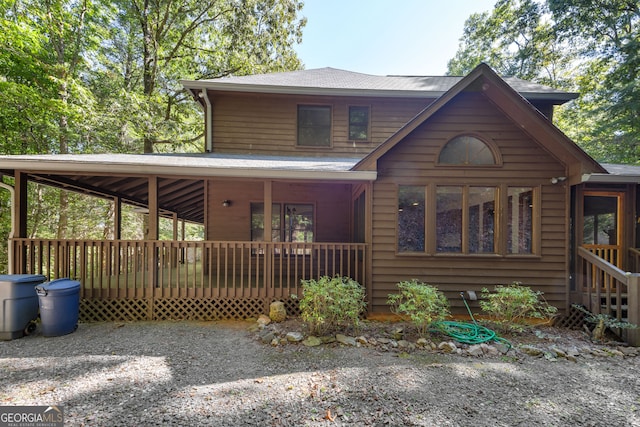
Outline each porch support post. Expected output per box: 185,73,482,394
365,181,374,314
114,196,121,240
627,274,640,346
14,172,28,273
147,176,159,304
264,180,273,305
147,176,159,240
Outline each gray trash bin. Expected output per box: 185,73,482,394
0,274,48,340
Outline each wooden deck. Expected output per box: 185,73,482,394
10,239,368,321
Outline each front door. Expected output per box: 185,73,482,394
582,191,624,268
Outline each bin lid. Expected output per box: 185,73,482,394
36,278,80,295
0,274,47,284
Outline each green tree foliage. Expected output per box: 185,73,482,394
0,0,306,271
449,0,640,164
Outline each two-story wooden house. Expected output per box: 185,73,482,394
0,64,638,339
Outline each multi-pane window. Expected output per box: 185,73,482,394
438,135,496,165
398,185,532,255
251,203,314,243
436,186,496,253
349,106,370,141
297,105,331,147
507,187,533,254
398,186,425,252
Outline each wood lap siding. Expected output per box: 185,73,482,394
370,92,570,313
210,91,431,156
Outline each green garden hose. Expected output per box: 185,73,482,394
431,292,512,350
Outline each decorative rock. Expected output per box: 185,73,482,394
302,336,322,347
550,347,567,359
391,327,404,340
377,338,391,344
257,314,271,326
397,340,411,349
604,348,625,357
356,336,368,345
590,349,609,357
336,334,357,346
285,331,304,342
438,341,458,354
269,301,287,323
416,338,429,348
259,331,276,344
320,336,336,344
468,345,484,357
493,342,511,355
617,346,639,357
480,343,499,356
270,338,279,346
519,345,544,357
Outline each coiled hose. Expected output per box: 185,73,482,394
431,292,512,350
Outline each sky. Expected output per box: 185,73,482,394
295,0,497,76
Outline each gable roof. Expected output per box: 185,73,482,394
353,63,606,179
181,67,577,103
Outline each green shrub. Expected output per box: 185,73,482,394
480,282,557,330
298,276,367,335
387,279,450,336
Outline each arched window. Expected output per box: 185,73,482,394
438,135,498,165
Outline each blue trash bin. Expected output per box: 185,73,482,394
36,278,81,337
0,274,47,340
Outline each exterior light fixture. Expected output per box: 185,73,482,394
550,176,566,184
222,200,231,207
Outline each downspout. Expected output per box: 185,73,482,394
0,182,16,274
200,89,213,152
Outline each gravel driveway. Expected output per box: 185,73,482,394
1,321,639,426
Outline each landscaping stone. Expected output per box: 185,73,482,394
285,331,304,342
302,336,322,347
269,301,287,323
257,314,271,326
336,334,357,346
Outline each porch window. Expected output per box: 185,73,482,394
349,106,370,141
297,105,331,147
251,203,314,242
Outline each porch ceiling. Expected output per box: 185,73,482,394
25,173,206,224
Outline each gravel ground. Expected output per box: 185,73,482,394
1,320,639,426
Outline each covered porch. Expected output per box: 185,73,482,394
0,153,375,321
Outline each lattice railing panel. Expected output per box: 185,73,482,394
279,298,301,317
556,305,587,329
80,299,149,322
153,298,266,321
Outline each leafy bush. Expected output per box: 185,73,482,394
387,279,450,336
298,276,367,335
480,282,557,330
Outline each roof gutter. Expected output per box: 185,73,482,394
0,159,376,182
180,80,578,103
582,173,640,184
199,89,213,152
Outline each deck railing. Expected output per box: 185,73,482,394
10,239,368,302
577,246,639,346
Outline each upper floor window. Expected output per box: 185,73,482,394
298,105,331,147
349,106,370,141
438,135,497,165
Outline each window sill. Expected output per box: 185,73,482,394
396,252,541,259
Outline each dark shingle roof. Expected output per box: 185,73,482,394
181,67,577,102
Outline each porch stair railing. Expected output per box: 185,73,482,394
10,239,368,321
577,246,640,346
